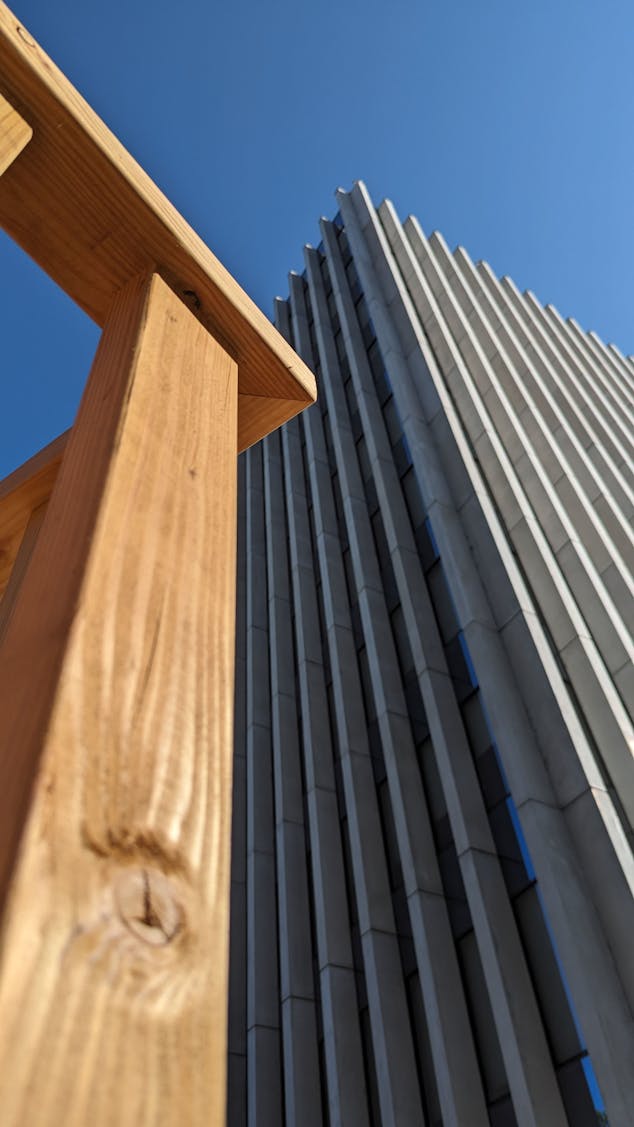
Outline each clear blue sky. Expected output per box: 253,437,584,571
2,0,634,478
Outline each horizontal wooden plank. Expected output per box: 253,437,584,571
0,398,298,595
0,3,316,449
0,429,68,505
0,90,31,175
238,393,316,452
0,500,47,642
0,431,67,599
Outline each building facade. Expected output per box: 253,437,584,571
228,182,634,1126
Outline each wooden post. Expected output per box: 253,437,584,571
0,274,239,1125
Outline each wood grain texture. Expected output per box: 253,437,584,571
0,273,238,1126
0,89,31,175
0,2,315,449
238,392,317,451
0,430,67,599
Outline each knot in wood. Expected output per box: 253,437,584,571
114,867,183,946
16,25,36,47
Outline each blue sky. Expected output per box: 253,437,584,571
2,0,634,478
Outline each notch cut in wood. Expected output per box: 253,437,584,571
0,90,31,176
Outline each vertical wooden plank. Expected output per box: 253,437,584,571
0,91,31,175
0,272,238,1126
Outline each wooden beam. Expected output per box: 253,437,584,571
0,3,316,449
0,430,68,600
238,392,317,451
0,273,238,1126
0,90,31,175
0,500,48,643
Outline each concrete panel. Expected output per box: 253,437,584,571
280,996,323,1127
247,1026,283,1127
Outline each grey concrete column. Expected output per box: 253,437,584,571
378,202,633,840
228,454,248,1127
341,184,634,1124
262,427,323,1127
274,299,371,1127
434,233,634,618
289,272,427,1127
245,443,283,1126
334,182,598,1126
539,303,634,467
476,262,634,524
307,233,489,1127
423,230,634,690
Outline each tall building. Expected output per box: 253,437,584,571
228,182,634,1127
